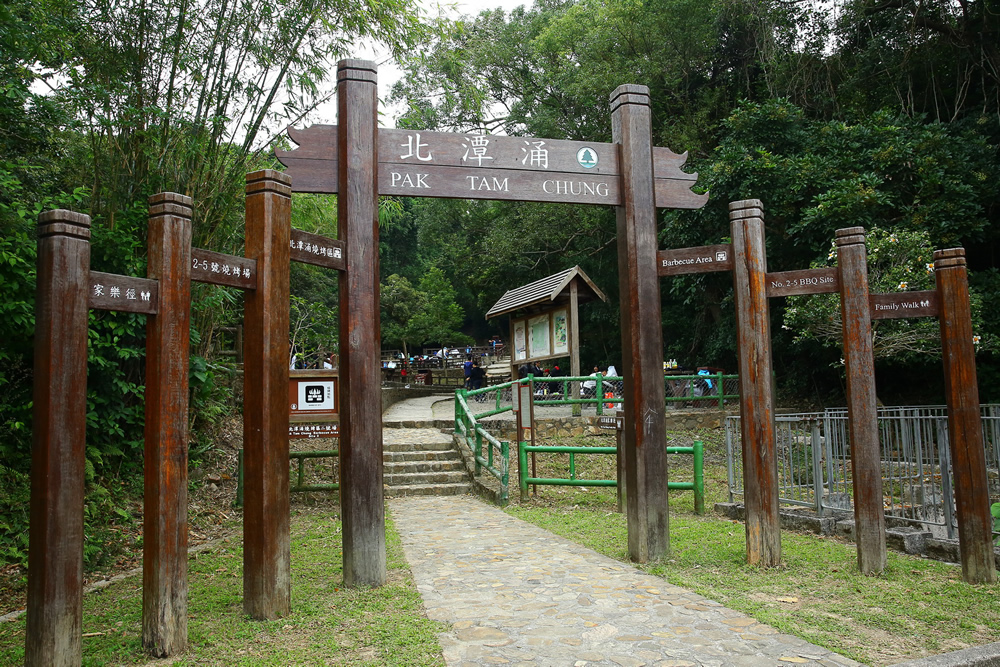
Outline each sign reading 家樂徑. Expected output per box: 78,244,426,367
511,308,570,364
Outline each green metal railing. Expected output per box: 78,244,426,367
235,448,339,507
532,372,738,411
455,390,511,505
454,373,730,509
518,440,705,513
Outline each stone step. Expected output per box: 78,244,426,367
383,459,465,475
383,440,454,453
384,470,470,486
383,482,470,498
384,449,461,463
383,420,454,430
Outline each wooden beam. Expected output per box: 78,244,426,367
243,169,293,618
611,84,669,562
337,59,387,587
143,193,193,655
729,199,780,567
835,227,887,576
935,248,996,584
27,210,91,667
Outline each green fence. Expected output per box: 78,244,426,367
454,390,511,505
517,440,704,513
235,448,339,507
532,372,738,412
454,373,730,508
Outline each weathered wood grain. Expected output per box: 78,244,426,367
765,268,838,298
243,169,293,618
190,247,256,289
656,244,732,276
835,227,887,576
290,229,345,271
143,193,193,656
611,84,669,563
88,270,159,313
27,210,91,667
276,124,708,210
730,199,781,568
935,248,996,584
337,59,387,587
869,291,938,319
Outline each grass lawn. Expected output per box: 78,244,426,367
4,426,999,666
0,506,445,666
507,430,1000,666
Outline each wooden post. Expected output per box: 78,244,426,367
935,248,996,584
570,280,581,417
243,169,293,618
143,193,193,655
835,227,887,575
26,210,91,667
611,84,669,562
729,199,780,567
337,59,387,587
510,318,518,383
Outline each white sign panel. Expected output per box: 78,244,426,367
293,380,335,412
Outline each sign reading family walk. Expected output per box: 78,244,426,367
276,127,707,210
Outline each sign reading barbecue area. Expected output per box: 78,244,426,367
276,127,707,209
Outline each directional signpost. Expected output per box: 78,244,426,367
27,189,274,664
277,59,708,566
656,212,992,582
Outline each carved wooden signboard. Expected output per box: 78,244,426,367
869,290,938,319
277,127,707,210
657,244,732,276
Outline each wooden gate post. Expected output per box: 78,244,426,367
835,227,887,575
26,210,91,667
729,199,780,567
934,248,996,584
610,84,669,562
143,193,193,655
243,170,293,618
337,59,387,586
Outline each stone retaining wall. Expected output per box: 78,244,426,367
481,409,728,440
715,502,1000,570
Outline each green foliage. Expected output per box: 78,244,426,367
783,228,987,361
290,295,339,368
0,0,425,569
393,0,818,149
663,101,997,383
381,274,423,357
676,100,996,264
0,465,31,565
381,267,471,353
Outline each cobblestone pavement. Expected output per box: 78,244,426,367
390,495,862,667
383,395,456,426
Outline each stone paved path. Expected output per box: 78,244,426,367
390,495,862,667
